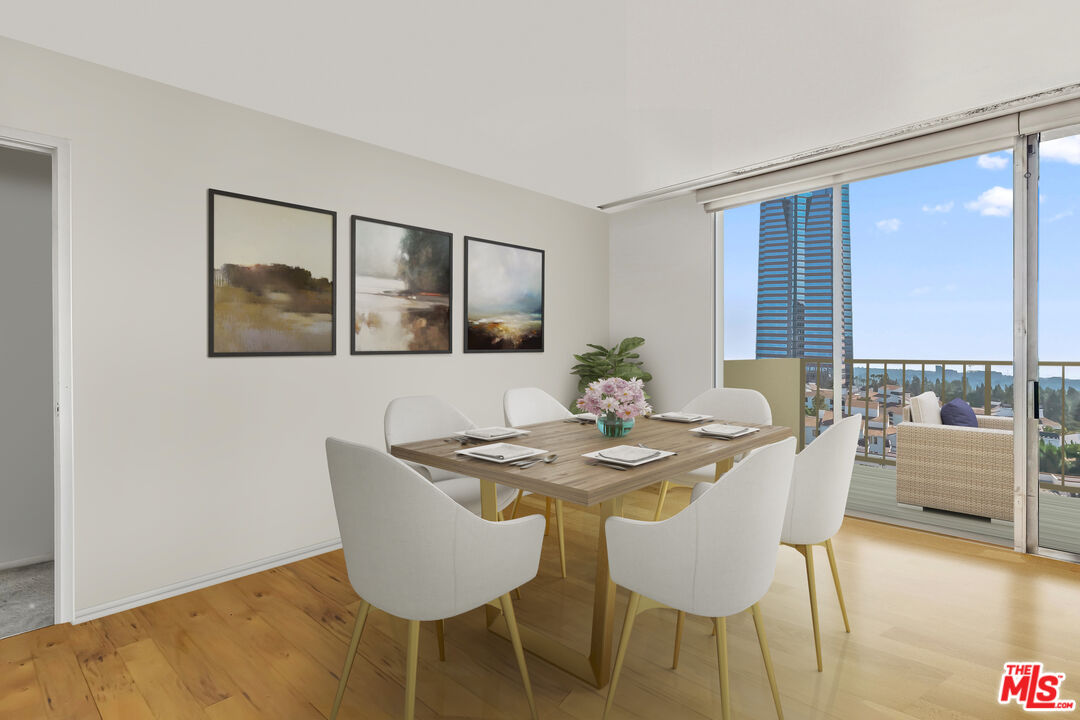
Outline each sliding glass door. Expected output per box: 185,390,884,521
1036,128,1080,556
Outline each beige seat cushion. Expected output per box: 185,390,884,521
909,391,942,425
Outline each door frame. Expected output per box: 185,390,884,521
0,125,74,624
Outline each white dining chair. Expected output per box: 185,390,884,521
503,387,570,578
781,414,861,672
603,437,796,720
653,387,773,520
325,438,544,720
384,395,518,517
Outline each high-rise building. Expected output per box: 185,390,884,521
755,185,852,360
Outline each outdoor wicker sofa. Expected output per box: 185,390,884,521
896,391,1013,521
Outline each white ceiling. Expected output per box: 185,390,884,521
3,1,1080,208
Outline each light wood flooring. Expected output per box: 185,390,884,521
3,486,1080,719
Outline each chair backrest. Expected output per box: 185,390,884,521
384,395,474,482
607,437,795,618
503,387,573,427
326,438,530,620
781,414,862,545
682,387,772,425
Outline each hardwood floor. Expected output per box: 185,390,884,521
3,486,1080,719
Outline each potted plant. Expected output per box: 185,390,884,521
570,337,653,395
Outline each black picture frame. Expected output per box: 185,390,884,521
463,236,545,353
350,215,453,355
208,189,337,357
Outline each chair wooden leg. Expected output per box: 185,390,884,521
497,510,505,522
714,616,731,720
435,619,446,661
404,620,420,720
499,593,539,720
330,600,371,720
544,497,552,536
751,603,784,720
652,481,670,521
510,489,524,519
824,539,851,633
802,544,823,672
603,591,641,720
672,610,685,669
555,499,567,578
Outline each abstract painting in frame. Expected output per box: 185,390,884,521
351,216,452,354
208,189,336,356
464,237,544,352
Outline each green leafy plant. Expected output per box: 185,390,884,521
570,337,653,394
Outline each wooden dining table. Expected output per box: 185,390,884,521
390,416,792,689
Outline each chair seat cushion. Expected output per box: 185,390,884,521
940,398,978,427
431,476,519,516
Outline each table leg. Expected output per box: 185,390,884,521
589,496,623,686
482,488,626,688
480,479,502,627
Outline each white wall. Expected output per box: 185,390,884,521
0,145,54,569
0,37,609,616
608,195,714,411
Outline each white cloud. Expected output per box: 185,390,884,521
876,218,901,233
910,286,931,297
921,201,954,213
1046,209,1074,223
1042,136,1080,165
977,154,1010,170
944,283,957,293
964,186,1012,217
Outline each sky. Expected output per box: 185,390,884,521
466,239,543,317
724,134,1080,364
213,194,334,279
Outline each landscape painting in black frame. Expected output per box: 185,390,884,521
208,190,336,356
464,237,544,352
351,216,452,354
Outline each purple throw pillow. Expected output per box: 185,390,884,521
940,398,978,428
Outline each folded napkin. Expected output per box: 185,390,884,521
653,411,709,422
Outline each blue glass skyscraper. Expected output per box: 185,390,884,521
755,186,852,360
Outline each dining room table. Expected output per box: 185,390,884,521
390,414,792,688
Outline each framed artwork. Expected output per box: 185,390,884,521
208,190,336,356
464,237,544,352
351,216,452,354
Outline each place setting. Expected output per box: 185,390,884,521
583,443,677,471
443,425,531,445
689,423,761,440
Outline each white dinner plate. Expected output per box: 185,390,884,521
456,443,547,463
458,426,530,441
651,411,712,423
690,424,760,440
582,445,676,467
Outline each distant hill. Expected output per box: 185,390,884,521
851,364,1080,391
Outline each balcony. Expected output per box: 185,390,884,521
729,358,1080,550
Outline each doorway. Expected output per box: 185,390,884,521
0,145,54,637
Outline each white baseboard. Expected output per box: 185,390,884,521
72,537,342,624
0,554,54,572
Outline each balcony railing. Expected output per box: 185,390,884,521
799,358,1080,494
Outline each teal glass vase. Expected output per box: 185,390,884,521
597,414,634,438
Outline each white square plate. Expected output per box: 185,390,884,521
459,426,530,441
456,443,547,463
582,445,676,467
651,411,711,423
690,424,760,439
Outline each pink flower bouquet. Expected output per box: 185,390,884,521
576,377,652,423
